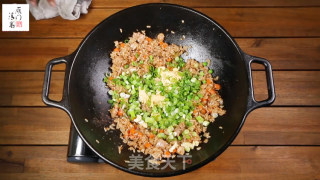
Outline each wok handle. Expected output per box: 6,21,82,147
245,54,276,112
42,56,71,113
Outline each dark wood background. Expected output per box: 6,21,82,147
0,0,319,179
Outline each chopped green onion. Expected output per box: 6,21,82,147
157,133,166,139
203,62,208,66
184,146,190,152
203,121,210,126
196,116,204,123
183,129,189,135
103,76,108,83
132,61,137,66
124,39,129,43
209,69,213,74
149,55,153,62
168,134,174,140
124,64,129,69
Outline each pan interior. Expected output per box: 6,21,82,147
68,4,248,176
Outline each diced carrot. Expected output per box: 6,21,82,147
172,148,177,153
168,67,173,71
143,55,147,59
108,76,113,81
198,104,203,110
145,142,151,148
120,43,125,48
166,58,172,62
146,37,152,42
114,48,120,52
130,128,135,135
201,109,207,114
159,129,164,133
149,134,154,139
201,98,208,104
214,84,221,90
162,43,168,48
138,132,143,136
206,78,212,84
131,56,137,61
117,109,123,116
193,109,198,115
208,88,216,95
165,151,171,157
159,41,163,45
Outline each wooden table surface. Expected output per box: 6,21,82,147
0,0,320,179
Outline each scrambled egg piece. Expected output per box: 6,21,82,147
159,67,181,86
151,93,165,107
138,67,180,107
138,89,149,104
139,88,165,107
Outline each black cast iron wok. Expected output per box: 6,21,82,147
42,3,275,177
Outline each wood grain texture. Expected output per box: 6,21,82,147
0,108,70,145
1,38,319,71
1,8,320,38
0,146,319,179
0,107,318,145
3,0,320,7
0,1,319,179
253,71,320,105
0,71,64,106
0,71,319,106
0,39,80,71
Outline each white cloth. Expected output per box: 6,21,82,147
26,0,92,20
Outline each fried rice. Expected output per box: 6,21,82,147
104,31,226,161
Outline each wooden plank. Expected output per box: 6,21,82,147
3,0,320,7
0,108,70,145
253,71,320,105
0,71,64,106
1,38,319,71
233,107,320,145
0,39,80,71
1,8,320,38
0,107,319,145
0,71,319,106
237,38,320,70
0,146,319,179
